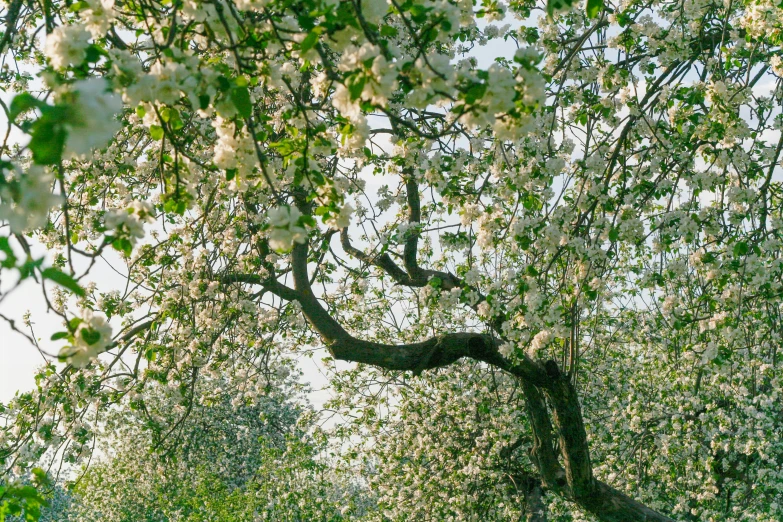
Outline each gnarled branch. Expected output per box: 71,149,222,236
293,230,675,522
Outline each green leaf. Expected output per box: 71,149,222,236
113,237,133,256
217,76,231,92
28,118,67,165
733,241,748,256
380,25,398,38
546,0,574,16
231,86,253,119
9,93,46,120
19,257,44,280
163,197,187,216
42,267,86,296
463,82,487,104
0,237,17,269
586,0,603,18
50,332,69,341
150,125,164,140
68,317,84,330
31,468,51,488
81,328,101,346
348,76,366,101
300,31,319,54
299,215,316,227
84,44,106,63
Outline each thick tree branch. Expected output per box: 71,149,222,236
544,367,594,498
340,227,463,291
293,239,548,383
294,236,675,521
522,377,675,522
340,226,473,296
0,0,22,55
403,174,423,279
521,380,567,491
340,226,461,288
506,471,548,522
581,481,676,522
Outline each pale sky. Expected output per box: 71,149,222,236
0,246,63,401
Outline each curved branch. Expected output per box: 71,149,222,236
521,379,567,491
400,174,460,286
219,273,300,302
293,235,675,521
292,240,548,384
523,375,675,522
403,174,423,279
0,0,23,55
340,228,411,284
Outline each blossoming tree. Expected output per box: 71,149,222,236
1,0,782,518
63,375,360,521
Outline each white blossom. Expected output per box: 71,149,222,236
268,206,307,252
58,310,113,368
0,165,61,233
44,25,91,69
64,78,123,157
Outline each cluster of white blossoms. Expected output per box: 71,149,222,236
0,165,61,234
337,43,398,108
360,0,390,24
497,341,515,358
325,203,354,230
80,0,115,37
329,44,394,148
527,330,552,358
63,78,123,157
267,205,307,252
58,310,113,368
104,200,155,246
44,24,91,69
126,58,200,107
211,117,259,185
739,0,783,39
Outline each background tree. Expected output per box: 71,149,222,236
0,0,782,519
63,375,361,521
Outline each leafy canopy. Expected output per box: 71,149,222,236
0,0,782,519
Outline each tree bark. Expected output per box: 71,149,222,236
579,481,676,522
524,479,547,522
